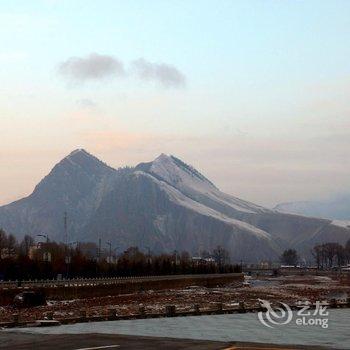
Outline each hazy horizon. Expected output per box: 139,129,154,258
1,1,350,207
1,148,349,209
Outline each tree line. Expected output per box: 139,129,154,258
0,229,240,281
280,239,350,268
312,241,350,269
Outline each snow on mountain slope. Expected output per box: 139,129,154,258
331,220,350,228
1,150,349,260
83,168,280,260
275,195,350,221
134,170,272,240
141,154,350,254
147,154,268,215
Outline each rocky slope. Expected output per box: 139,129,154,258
0,149,116,242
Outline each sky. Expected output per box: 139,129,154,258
1,0,350,207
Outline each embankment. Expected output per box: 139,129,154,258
0,273,243,306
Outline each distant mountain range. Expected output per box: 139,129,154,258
275,195,350,223
1,149,349,262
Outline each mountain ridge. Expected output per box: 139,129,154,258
275,194,350,221
0,150,349,261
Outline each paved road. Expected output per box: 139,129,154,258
0,332,333,350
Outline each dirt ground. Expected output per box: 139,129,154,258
1,274,349,323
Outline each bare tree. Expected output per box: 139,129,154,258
346,239,350,264
312,245,322,269
19,235,34,256
6,234,17,257
312,242,346,269
213,246,230,268
0,229,7,259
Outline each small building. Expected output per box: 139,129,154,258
0,248,16,259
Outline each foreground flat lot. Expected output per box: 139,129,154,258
0,332,334,350
1,274,349,323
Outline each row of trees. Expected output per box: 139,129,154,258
312,241,350,269
0,229,240,280
0,229,31,257
280,239,350,268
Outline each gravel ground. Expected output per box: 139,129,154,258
0,274,349,323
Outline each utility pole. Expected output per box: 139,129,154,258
64,211,68,246
113,247,118,263
106,241,112,264
145,246,151,265
98,238,101,263
95,237,101,277
64,212,70,279
174,250,178,265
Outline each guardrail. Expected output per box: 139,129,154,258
0,273,242,289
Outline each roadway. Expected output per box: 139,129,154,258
0,332,334,350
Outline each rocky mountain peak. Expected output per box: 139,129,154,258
30,149,115,200
66,148,91,160
148,154,216,190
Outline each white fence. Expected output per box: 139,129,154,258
0,273,241,289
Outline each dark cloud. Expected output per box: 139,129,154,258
58,53,125,83
76,98,97,109
58,53,186,88
132,58,186,88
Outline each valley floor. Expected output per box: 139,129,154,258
0,273,349,324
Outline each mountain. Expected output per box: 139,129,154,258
84,155,281,261
275,195,350,222
0,149,116,242
1,150,349,262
